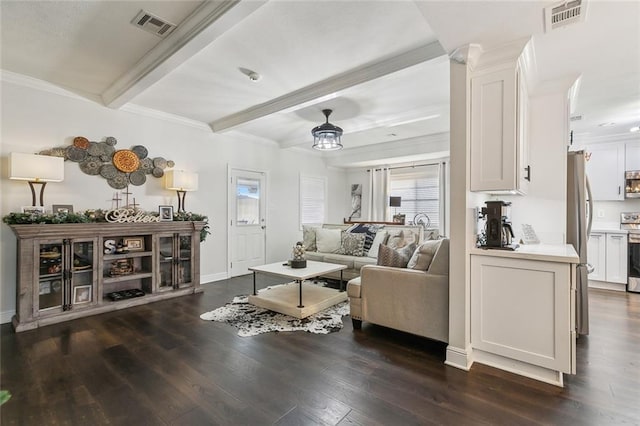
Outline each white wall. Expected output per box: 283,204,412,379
592,200,640,227
0,79,348,322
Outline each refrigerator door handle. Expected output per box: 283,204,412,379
586,263,595,275
586,175,593,238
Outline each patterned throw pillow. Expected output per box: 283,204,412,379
376,242,416,268
407,240,442,271
302,225,319,251
346,223,381,254
386,230,405,249
367,230,388,258
339,232,366,256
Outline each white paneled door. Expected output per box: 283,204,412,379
229,169,266,277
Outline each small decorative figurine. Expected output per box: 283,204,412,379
290,241,307,268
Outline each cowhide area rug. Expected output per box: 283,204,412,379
200,284,349,337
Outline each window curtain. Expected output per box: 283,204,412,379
367,167,390,221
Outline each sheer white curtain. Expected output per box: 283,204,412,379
367,167,390,221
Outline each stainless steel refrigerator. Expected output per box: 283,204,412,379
567,150,593,336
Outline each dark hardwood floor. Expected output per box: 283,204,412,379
1,278,639,425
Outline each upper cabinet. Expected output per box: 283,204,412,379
470,51,530,194
626,141,640,171
585,143,625,200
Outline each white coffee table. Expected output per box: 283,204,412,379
248,260,348,319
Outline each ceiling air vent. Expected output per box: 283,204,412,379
570,114,583,122
131,10,176,38
544,0,586,32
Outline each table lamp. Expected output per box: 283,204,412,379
9,152,64,206
165,170,198,212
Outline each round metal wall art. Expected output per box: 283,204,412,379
40,135,174,190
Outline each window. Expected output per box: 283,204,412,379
300,175,326,226
389,164,441,230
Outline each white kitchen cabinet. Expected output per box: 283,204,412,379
470,246,577,387
585,143,625,200
588,230,628,290
605,233,628,284
587,232,606,281
470,65,529,194
626,141,640,171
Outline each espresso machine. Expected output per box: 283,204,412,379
481,201,517,250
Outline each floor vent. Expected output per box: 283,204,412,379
544,0,586,32
131,10,176,38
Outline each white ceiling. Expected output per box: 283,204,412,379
1,1,638,163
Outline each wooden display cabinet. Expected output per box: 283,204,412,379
9,221,205,332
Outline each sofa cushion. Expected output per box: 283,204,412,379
354,256,377,271
347,276,361,298
323,254,356,269
386,230,405,249
346,223,381,253
305,251,325,262
303,225,320,251
407,239,442,271
367,230,388,258
339,231,366,256
315,228,342,253
376,243,416,268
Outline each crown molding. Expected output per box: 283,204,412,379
210,42,447,132
576,132,640,145
449,44,483,70
474,36,532,72
1,69,102,104
102,0,267,108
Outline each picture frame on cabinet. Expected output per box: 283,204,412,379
73,285,91,304
123,237,144,252
21,206,45,214
159,205,173,221
52,204,74,214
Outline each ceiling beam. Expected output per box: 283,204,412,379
102,0,268,109
210,41,447,132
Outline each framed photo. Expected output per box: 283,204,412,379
52,204,74,214
123,237,145,252
39,281,51,295
73,285,92,304
159,205,174,221
21,206,45,214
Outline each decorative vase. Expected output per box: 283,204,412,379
290,241,307,268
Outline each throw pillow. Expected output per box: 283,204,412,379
367,230,388,258
345,223,381,254
302,225,319,251
339,231,366,256
315,228,342,253
386,230,405,249
376,242,416,268
407,240,442,271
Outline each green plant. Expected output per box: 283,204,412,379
173,211,211,242
0,390,11,405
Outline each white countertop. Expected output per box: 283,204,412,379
471,244,579,263
591,227,628,234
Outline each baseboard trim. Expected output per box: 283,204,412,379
472,349,564,387
201,272,229,284
1,310,16,325
445,345,473,371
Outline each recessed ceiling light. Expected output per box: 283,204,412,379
631,126,640,133
598,122,615,127
238,67,261,82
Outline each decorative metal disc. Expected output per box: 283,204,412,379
105,136,117,146
66,146,88,162
140,158,154,174
87,142,102,156
107,173,128,189
102,143,115,157
50,147,67,158
99,164,118,179
100,155,111,162
79,156,103,175
152,167,164,178
113,150,140,173
129,170,147,186
73,137,90,149
167,160,175,168
153,157,167,169
131,145,148,159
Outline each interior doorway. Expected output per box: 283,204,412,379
228,167,267,277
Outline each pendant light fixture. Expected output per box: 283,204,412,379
311,109,343,151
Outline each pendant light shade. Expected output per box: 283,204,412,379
311,109,343,151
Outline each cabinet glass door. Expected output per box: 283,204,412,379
158,235,174,291
177,234,192,288
38,242,64,311
71,240,95,306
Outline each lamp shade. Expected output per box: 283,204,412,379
9,152,64,182
389,196,401,207
165,170,198,191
